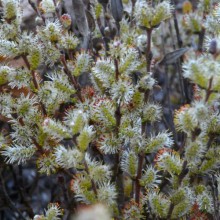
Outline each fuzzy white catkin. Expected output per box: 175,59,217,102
73,204,111,220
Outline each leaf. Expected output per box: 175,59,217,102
98,0,109,5
110,0,123,22
159,48,189,65
71,0,89,37
86,10,96,32
98,0,109,4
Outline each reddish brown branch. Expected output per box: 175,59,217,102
205,77,213,102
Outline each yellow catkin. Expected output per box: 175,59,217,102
182,1,193,14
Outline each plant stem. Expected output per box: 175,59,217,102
22,55,39,90
146,29,153,73
205,77,213,102
31,137,44,153
167,202,175,219
28,0,45,24
167,160,188,219
60,55,84,102
210,175,220,220
171,0,182,48
135,152,145,204
113,57,125,212
31,70,39,90
114,103,124,211
52,0,61,20
21,55,47,115
198,28,205,53
114,58,120,81
115,103,121,136
130,0,136,25
116,22,121,37
84,161,98,197
168,135,214,218
115,154,124,214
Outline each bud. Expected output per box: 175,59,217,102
139,74,156,91
39,0,56,14
205,37,220,55
208,39,217,54
136,34,147,53
43,21,62,43
33,215,44,220
113,40,121,48
77,126,94,152
75,204,111,220
134,1,173,29
27,47,42,70
35,16,44,26
0,66,12,85
2,0,18,21
60,14,72,29
104,26,110,37
182,1,193,14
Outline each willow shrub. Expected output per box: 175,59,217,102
0,0,220,219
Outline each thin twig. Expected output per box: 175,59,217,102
115,103,121,137
210,175,220,220
205,77,213,102
21,55,39,90
28,0,46,24
60,55,84,102
135,152,145,204
198,28,206,53
171,0,182,48
21,55,47,115
146,29,153,73
114,59,120,81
